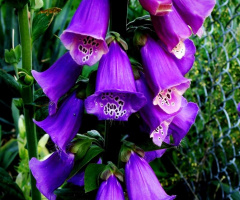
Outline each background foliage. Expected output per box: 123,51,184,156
0,0,239,199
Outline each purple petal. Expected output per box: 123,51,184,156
32,52,82,106
96,175,125,200
173,0,216,35
151,6,192,53
168,102,199,145
140,36,190,114
126,152,176,200
34,92,84,151
67,158,102,186
144,136,170,163
135,73,188,146
67,171,84,187
85,41,146,121
60,0,110,66
29,151,74,200
172,39,196,76
238,103,240,117
139,0,172,16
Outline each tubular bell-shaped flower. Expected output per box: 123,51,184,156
96,174,125,200
139,0,172,16
151,0,215,56
34,91,84,151
172,39,196,76
60,0,110,66
29,151,74,200
140,36,190,114
168,102,199,145
32,52,82,108
125,152,175,200
135,73,187,146
85,41,146,121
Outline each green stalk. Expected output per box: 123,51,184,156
18,5,41,200
103,0,129,165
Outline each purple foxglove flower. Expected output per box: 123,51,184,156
173,0,216,35
85,41,146,121
151,6,192,58
32,52,82,110
96,174,125,200
168,102,199,145
60,0,110,66
135,73,187,146
151,0,215,56
172,39,196,76
34,91,84,151
29,151,74,200
140,36,190,114
139,0,172,16
126,152,176,200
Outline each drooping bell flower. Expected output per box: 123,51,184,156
60,0,110,66
140,36,190,114
34,91,84,151
135,73,187,146
139,0,172,16
125,152,176,200
168,102,199,145
151,0,215,56
32,52,82,111
96,174,125,200
172,0,216,36
85,41,146,121
172,39,196,76
29,151,74,200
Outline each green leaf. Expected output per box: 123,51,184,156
86,130,104,144
84,164,106,193
6,0,29,9
0,69,20,95
11,99,20,134
0,167,25,200
0,139,18,169
32,7,61,43
5,45,22,65
68,145,104,179
75,140,92,160
17,69,34,87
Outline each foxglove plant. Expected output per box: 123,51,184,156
85,40,146,121
140,35,190,114
60,0,110,66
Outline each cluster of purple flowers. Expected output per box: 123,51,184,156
29,0,215,199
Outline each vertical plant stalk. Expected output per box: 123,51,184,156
18,4,41,200
103,0,129,164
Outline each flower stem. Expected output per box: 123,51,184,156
103,0,129,165
18,5,41,200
